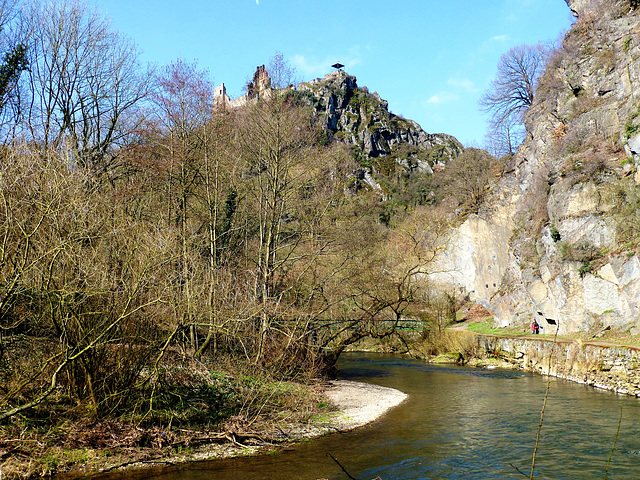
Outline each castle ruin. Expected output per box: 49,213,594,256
213,65,273,111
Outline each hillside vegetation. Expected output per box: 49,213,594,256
0,1,502,476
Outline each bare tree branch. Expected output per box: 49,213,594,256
480,43,551,156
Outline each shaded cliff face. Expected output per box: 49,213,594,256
299,71,463,170
434,1,640,335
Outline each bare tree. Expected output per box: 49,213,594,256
480,43,550,156
19,0,151,180
437,148,495,213
236,87,325,363
151,59,215,354
267,51,297,90
317,204,453,367
484,112,524,158
0,144,168,420
0,0,27,134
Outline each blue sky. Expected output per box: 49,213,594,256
95,0,574,147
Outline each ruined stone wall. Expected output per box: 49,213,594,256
215,65,273,111
476,335,640,397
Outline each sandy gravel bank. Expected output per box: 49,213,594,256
323,380,408,431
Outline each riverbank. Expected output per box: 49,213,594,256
323,380,408,431
0,380,407,480
442,317,640,397
472,334,640,397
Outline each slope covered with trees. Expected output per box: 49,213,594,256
0,3,504,473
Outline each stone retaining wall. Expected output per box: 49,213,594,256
476,335,640,397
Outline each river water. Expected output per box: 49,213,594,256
98,353,640,479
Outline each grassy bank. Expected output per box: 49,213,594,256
0,352,334,479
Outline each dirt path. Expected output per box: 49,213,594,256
453,320,640,350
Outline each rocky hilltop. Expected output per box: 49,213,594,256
215,68,464,191
299,71,463,167
432,0,640,335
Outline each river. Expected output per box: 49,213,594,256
97,352,640,479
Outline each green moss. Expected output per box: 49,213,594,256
432,352,464,364
624,106,640,139
347,89,368,110
373,156,397,176
625,121,639,139
579,260,593,278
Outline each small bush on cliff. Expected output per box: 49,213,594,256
612,179,640,249
510,163,551,268
578,260,594,278
556,132,622,188
433,148,496,214
558,240,598,262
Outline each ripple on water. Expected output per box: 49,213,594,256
103,353,640,480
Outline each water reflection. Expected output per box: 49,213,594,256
93,353,640,480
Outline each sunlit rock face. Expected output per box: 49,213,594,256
564,0,628,17
431,1,640,335
299,70,463,162
564,0,591,16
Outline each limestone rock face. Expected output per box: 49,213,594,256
431,2,640,335
564,0,593,16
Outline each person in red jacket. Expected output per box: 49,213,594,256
531,319,539,334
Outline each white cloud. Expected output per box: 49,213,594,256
447,77,477,92
426,92,459,105
292,55,328,78
292,47,364,79
490,34,509,42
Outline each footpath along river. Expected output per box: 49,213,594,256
96,352,640,479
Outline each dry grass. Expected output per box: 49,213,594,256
415,330,479,359
0,346,326,479
459,303,493,322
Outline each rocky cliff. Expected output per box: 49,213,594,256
218,68,464,190
432,0,640,336
299,71,463,178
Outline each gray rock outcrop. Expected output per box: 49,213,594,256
431,1,640,336
477,335,640,397
299,70,463,166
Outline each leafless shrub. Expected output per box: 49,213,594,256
417,330,478,359
480,43,552,157
510,162,552,267
551,123,568,142
612,180,640,246
557,240,598,262
558,132,622,187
